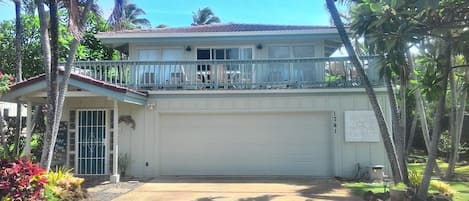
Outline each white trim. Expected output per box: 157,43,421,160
105,109,110,175
147,88,388,95
29,91,102,98
112,101,119,176
96,29,341,40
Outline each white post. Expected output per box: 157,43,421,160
110,100,120,183
23,101,32,156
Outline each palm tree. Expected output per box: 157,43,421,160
325,0,404,183
107,0,125,30
13,0,23,157
123,3,150,28
36,0,94,170
191,7,220,26
108,0,150,30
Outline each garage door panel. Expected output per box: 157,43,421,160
159,112,332,176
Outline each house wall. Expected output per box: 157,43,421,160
0,101,27,117
60,90,391,178
128,39,326,60
62,90,388,178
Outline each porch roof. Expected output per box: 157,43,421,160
1,71,147,105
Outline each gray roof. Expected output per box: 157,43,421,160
100,23,337,34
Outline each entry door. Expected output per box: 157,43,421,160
76,110,106,175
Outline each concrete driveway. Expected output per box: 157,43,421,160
112,177,361,201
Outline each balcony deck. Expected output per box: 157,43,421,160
70,56,382,91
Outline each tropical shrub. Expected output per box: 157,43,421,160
430,180,457,196
0,158,47,200
408,170,456,196
408,170,423,188
46,167,87,201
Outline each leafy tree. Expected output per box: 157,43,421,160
77,13,119,60
0,15,43,78
348,0,469,199
191,7,220,26
0,14,118,78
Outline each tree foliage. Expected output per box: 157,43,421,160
191,7,220,26
0,13,118,79
108,0,151,30
349,0,469,199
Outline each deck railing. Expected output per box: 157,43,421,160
70,56,382,90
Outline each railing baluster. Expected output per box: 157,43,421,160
68,56,381,90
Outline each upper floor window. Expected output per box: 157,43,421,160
197,48,252,60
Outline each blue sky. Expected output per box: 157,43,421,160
0,0,338,27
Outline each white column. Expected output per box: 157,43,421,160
110,100,120,183
23,101,32,156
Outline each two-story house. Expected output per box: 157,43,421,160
1,23,389,182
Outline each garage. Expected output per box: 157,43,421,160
159,112,333,176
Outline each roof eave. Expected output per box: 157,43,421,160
95,28,346,40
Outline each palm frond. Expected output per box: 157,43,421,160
191,7,220,26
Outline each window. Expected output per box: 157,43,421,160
196,48,253,83
197,48,252,60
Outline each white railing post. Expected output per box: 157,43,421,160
23,101,33,156
110,100,119,183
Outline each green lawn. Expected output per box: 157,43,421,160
344,161,469,201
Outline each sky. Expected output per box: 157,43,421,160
0,0,338,27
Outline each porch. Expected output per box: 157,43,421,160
70,56,382,91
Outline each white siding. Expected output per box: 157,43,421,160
62,91,390,178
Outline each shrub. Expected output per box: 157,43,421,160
408,170,423,188
430,180,457,196
0,158,47,200
46,167,87,201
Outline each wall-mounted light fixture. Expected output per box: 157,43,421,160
185,46,192,52
256,43,263,50
146,103,156,110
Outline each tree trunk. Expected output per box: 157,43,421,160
406,116,417,153
407,49,442,176
446,61,468,178
22,105,40,156
13,0,23,157
326,0,402,183
416,36,452,200
36,0,52,169
0,112,9,157
384,68,408,184
43,0,94,171
399,64,409,184
446,69,457,178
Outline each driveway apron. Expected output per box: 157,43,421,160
112,177,361,201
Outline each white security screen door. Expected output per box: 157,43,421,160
76,110,106,175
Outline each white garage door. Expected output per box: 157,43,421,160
159,112,332,176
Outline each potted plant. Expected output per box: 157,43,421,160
118,153,130,177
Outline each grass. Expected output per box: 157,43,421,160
344,160,469,201
343,182,389,195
